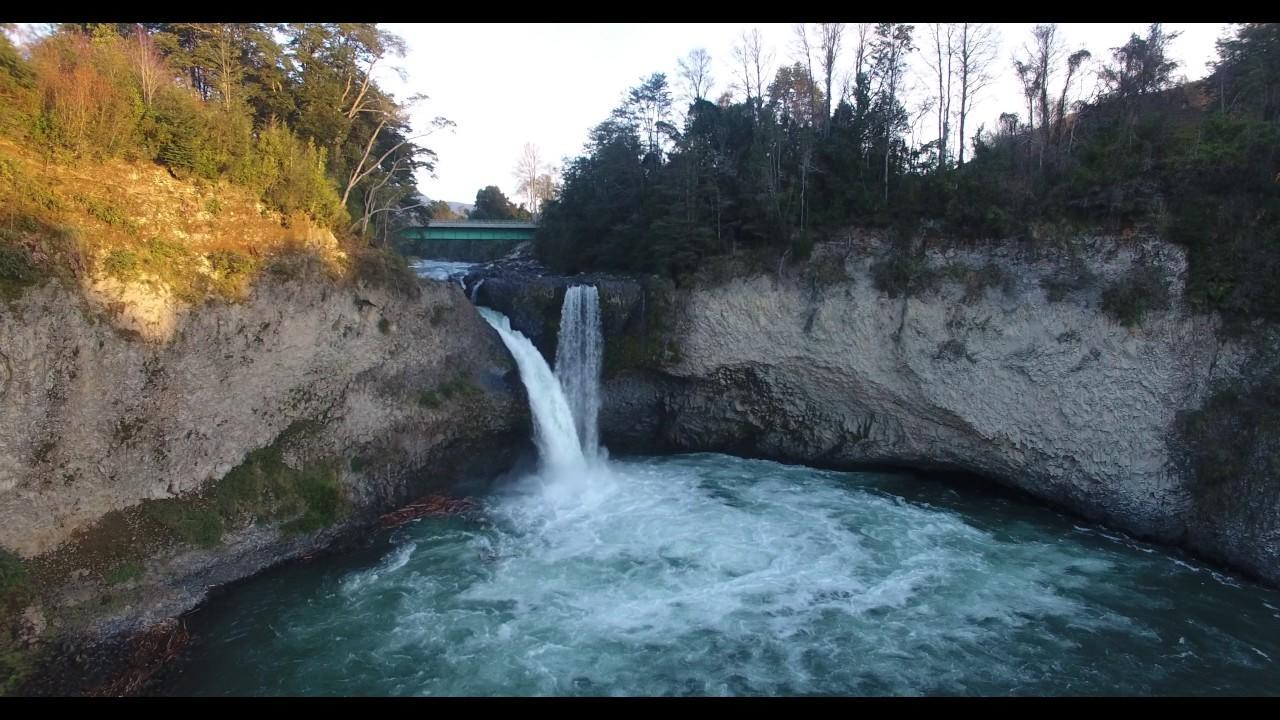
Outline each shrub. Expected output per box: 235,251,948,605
103,560,144,586
0,548,35,696
207,249,252,276
140,498,224,547
213,434,344,536
0,33,37,137
145,88,253,181
871,249,937,298
237,121,345,227
79,195,128,227
803,250,849,286
1102,265,1171,327
1041,259,1099,302
102,248,139,279
0,245,37,298
1179,375,1280,507
27,31,143,159
942,262,1013,302
0,550,32,611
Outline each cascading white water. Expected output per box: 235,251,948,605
554,286,603,458
469,278,485,304
478,307,586,475
177,295,1280,698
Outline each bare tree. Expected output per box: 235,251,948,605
818,23,844,136
1054,48,1093,145
1013,24,1091,169
732,36,753,104
342,94,452,211
793,24,819,125
870,22,914,203
838,23,872,105
676,48,714,105
533,168,559,214
513,142,544,218
732,28,774,111
922,23,956,169
129,24,165,109
955,22,999,164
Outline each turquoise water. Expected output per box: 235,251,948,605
168,453,1280,696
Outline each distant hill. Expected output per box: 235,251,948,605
414,193,474,218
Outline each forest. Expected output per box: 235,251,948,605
0,23,434,264
536,23,1280,327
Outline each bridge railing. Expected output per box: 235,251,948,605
425,219,539,228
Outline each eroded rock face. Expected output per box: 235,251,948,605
0,270,525,558
463,247,646,363
588,237,1277,586
0,265,529,682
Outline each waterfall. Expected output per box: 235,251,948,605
469,279,485,304
478,307,586,474
555,286,603,458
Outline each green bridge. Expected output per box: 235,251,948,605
400,220,539,242
398,220,539,262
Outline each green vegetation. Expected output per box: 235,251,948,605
870,236,938,299
941,263,1013,303
0,550,35,696
140,499,224,548
417,373,480,409
78,195,131,229
1179,374,1280,508
0,23,435,235
429,305,447,326
1102,265,1171,327
0,244,37,298
0,22,434,303
0,551,31,612
469,185,532,221
349,455,371,474
537,23,1280,330
1041,260,1098,302
802,250,850,287
438,375,478,400
214,435,343,537
603,279,680,377
102,560,144,586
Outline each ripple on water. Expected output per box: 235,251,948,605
172,453,1280,697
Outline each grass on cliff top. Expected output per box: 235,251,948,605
0,139,415,307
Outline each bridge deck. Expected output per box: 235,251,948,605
402,220,539,242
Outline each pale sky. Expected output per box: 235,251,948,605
380,22,1233,206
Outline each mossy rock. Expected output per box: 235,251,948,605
140,499,224,548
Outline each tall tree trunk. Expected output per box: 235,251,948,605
958,24,969,165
